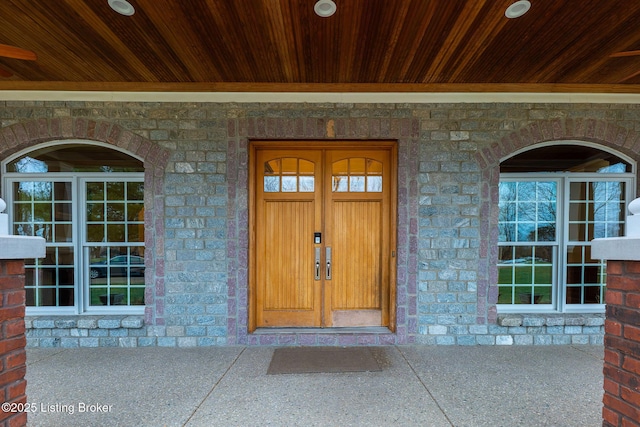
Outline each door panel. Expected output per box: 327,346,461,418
256,150,322,327
325,150,391,327
263,201,315,310
254,145,393,328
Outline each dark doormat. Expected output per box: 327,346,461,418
267,347,383,375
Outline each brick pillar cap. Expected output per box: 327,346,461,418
592,237,640,261
0,235,46,259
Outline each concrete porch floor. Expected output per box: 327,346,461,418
24,345,603,427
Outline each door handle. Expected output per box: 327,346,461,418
325,247,332,280
315,247,321,281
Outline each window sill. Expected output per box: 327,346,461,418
25,315,144,330
497,313,605,327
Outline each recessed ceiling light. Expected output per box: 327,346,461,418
505,0,531,19
314,0,337,18
108,0,135,16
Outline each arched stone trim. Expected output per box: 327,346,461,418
474,118,640,325
226,116,420,345
0,118,171,326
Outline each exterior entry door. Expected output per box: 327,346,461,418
253,144,395,328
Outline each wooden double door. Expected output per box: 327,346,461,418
251,142,396,329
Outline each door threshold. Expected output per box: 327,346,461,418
253,327,392,335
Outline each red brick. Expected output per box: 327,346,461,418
603,406,620,426
621,385,640,409
5,350,26,370
4,319,25,339
4,290,25,307
627,293,640,309
0,276,24,290
621,417,640,427
0,306,25,322
0,366,27,389
7,379,26,400
606,319,623,336
606,289,624,306
604,393,640,421
5,260,25,276
607,336,640,358
604,377,621,396
608,260,624,275
607,307,640,331
623,356,640,376
608,275,640,292
625,325,640,343
6,411,27,427
605,349,622,366
605,364,640,390
624,261,640,274
0,336,25,355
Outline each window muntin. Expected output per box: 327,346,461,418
264,158,315,193
498,180,557,307
564,180,625,305
498,144,634,313
13,180,75,307
85,180,145,307
332,158,382,192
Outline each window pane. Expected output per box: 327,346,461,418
367,176,382,192
501,145,631,173
7,145,143,173
127,182,144,200
299,176,314,192
89,246,145,307
264,176,279,192
332,159,348,175
350,158,365,174
86,182,105,200
333,176,348,192
265,159,280,175
350,176,365,192
499,181,557,244
367,159,383,175
281,158,297,175
107,182,124,200
299,159,314,175
107,203,125,221
281,176,297,192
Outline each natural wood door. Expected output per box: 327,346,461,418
253,145,394,328
324,150,391,327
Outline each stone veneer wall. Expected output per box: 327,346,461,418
602,260,640,426
1,101,640,346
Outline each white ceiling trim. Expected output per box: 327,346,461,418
1,91,640,103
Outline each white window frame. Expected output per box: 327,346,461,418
1,141,145,315
498,142,636,314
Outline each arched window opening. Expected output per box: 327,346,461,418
501,144,631,173
497,143,635,313
2,142,145,314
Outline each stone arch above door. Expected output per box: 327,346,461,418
474,118,640,325
0,117,171,326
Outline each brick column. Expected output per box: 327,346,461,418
593,213,640,427
0,198,46,427
0,260,27,427
601,260,640,426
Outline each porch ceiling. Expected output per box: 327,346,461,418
1,1,640,93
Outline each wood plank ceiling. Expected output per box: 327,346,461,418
1,0,640,92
